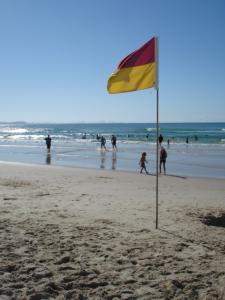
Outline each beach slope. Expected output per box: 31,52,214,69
0,163,225,299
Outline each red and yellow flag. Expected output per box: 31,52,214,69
107,37,157,94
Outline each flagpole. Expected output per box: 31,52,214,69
155,37,159,229
156,87,159,229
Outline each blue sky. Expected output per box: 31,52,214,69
0,0,224,123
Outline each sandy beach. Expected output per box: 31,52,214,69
0,162,225,300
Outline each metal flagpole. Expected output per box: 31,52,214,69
156,87,159,228
155,37,159,229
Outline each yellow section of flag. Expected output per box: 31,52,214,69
107,62,156,94
107,37,157,94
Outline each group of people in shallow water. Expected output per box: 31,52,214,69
44,133,167,174
44,132,199,173
44,134,117,152
100,134,117,150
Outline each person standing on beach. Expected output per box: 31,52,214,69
100,136,106,150
139,152,149,174
45,135,52,152
159,147,167,175
111,135,117,150
159,134,163,145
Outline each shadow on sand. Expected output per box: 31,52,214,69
158,228,214,251
148,173,187,179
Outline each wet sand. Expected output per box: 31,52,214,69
0,162,225,299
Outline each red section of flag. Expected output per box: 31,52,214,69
118,37,155,69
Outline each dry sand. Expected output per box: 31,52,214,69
0,162,225,300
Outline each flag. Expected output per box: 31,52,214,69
107,37,157,94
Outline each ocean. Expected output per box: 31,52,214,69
0,122,225,179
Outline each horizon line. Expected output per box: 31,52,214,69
1,121,225,124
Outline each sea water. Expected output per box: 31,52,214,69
0,122,224,179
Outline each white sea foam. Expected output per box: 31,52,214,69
51,135,72,140
31,135,45,140
1,128,29,134
146,127,156,132
6,134,45,141
0,144,39,148
123,141,144,144
7,135,27,140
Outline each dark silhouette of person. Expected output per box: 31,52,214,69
111,135,117,150
186,137,189,144
159,134,163,144
45,135,52,152
100,136,106,150
159,147,167,175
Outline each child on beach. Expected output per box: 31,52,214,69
139,152,149,174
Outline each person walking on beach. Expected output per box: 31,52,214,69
159,146,167,175
45,135,52,152
159,134,163,145
186,137,189,144
100,136,106,150
139,152,149,174
111,134,117,150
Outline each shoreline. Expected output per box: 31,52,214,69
0,161,225,299
0,159,224,181
0,159,220,181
